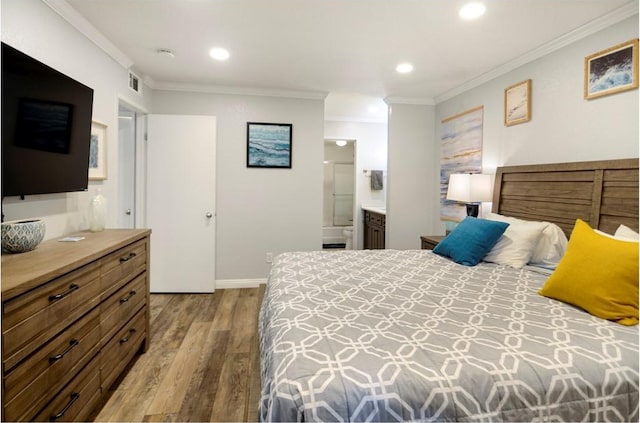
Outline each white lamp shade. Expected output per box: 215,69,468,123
446,173,493,203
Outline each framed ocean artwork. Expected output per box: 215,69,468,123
584,38,638,100
440,106,484,222
247,122,292,168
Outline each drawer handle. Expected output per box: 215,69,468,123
119,252,137,263
119,290,137,304
50,392,80,421
49,339,79,363
48,284,79,302
120,328,136,344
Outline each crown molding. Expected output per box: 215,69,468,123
42,0,134,69
145,77,329,100
324,115,388,124
44,0,637,105
384,96,435,106
435,2,639,104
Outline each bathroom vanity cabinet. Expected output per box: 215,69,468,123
363,210,385,249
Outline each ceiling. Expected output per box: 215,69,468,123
60,0,637,120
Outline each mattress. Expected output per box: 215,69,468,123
258,249,639,422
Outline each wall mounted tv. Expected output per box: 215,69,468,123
2,42,94,197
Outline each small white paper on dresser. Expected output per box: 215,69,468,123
58,236,85,242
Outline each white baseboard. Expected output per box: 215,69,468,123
215,278,267,289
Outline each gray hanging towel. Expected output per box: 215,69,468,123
370,170,383,190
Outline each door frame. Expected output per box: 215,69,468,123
116,96,149,229
117,105,136,228
323,138,357,247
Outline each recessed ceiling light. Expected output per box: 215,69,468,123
396,63,414,74
335,140,347,147
368,106,379,113
459,2,486,20
209,47,230,61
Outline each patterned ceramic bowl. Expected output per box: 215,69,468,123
1,219,46,253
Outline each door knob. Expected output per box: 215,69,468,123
125,209,132,215
206,212,213,218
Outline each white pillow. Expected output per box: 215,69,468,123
615,224,639,240
483,222,546,268
485,212,568,268
595,225,639,242
530,222,568,267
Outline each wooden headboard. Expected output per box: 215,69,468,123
492,158,639,237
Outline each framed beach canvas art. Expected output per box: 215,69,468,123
89,120,107,180
247,122,292,168
440,106,484,222
504,79,531,126
584,38,638,100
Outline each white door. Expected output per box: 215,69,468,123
146,114,216,293
118,107,136,228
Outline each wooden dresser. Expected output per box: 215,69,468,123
1,229,151,422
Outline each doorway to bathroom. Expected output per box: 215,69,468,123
323,139,355,249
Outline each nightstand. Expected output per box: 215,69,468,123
420,235,445,250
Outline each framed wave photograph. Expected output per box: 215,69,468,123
89,120,107,180
584,38,638,100
247,122,292,168
504,79,531,126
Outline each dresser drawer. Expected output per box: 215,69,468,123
100,274,146,346
32,357,101,422
2,306,100,422
100,239,147,300
2,262,101,371
100,309,145,391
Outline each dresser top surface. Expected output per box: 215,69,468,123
2,229,151,299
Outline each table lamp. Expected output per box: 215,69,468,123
446,173,493,217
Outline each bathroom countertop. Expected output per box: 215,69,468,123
362,206,386,215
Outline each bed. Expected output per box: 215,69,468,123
259,158,639,422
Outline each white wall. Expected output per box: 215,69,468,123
152,90,324,282
434,16,639,233
386,103,437,249
1,0,153,239
324,120,388,249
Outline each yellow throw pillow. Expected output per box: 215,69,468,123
539,219,639,325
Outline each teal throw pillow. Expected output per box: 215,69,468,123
433,216,509,266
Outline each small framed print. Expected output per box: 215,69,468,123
247,122,292,168
584,38,639,100
504,79,531,127
89,120,107,180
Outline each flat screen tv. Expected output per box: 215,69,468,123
2,42,94,197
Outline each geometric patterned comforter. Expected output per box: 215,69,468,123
258,250,639,422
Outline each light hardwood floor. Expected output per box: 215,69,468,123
91,287,265,422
